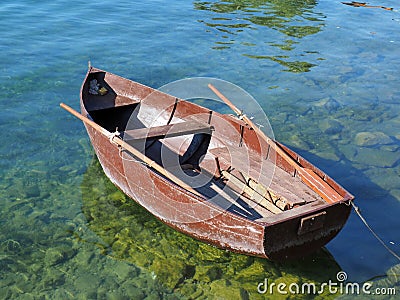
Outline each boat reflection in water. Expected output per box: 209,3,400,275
194,0,325,72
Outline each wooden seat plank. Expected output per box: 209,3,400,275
123,120,213,141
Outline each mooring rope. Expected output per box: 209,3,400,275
351,201,400,262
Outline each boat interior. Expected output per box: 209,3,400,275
83,71,330,222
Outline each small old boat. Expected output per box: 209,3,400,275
61,66,354,260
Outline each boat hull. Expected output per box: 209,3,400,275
79,66,353,260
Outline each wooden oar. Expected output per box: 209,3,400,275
341,2,393,11
208,84,342,204
60,103,203,198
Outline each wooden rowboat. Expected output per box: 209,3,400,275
61,66,354,260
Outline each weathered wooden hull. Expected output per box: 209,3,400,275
79,66,353,260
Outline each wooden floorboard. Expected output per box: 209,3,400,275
208,146,322,206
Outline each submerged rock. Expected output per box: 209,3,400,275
320,119,343,135
354,131,392,147
338,144,357,161
314,149,341,162
44,245,76,266
234,260,266,282
287,135,311,151
74,273,100,295
150,258,187,289
381,144,400,152
41,268,65,289
354,148,399,168
324,98,341,112
365,167,400,191
25,184,40,198
209,279,249,300
313,97,341,113
193,265,223,283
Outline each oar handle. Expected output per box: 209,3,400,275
60,103,109,135
208,84,242,116
208,84,273,143
60,103,203,198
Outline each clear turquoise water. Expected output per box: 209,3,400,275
1,0,399,298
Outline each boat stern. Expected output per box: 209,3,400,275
260,200,352,260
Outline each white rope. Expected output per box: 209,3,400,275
118,146,147,165
108,130,120,145
351,201,400,262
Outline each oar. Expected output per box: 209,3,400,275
60,103,203,198
208,84,342,204
341,2,393,10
